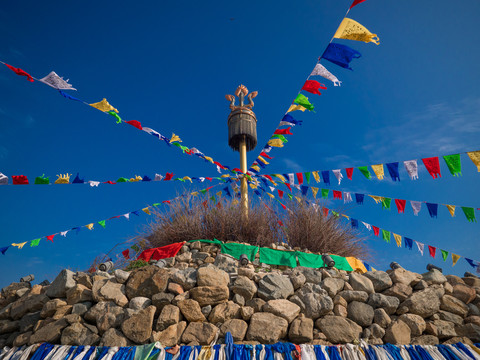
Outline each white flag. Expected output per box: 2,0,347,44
332,169,343,185
60,230,69,237
416,241,424,256
362,222,372,231
411,201,422,216
287,173,295,185
310,63,341,86
0,173,8,185
154,174,164,181
39,71,77,90
404,160,419,180
88,181,100,187
344,192,352,203
123,213,130,220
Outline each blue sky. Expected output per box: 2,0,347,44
0,0,479,287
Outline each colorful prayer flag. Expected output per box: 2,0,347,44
310,63,341,86
395,199,406,213
428,245,436,258
371,164,384,180
293,94,314,111
358,166,371,179
446,204,456,217
98,220,106,228
302,80,327,95
90,98,119,113
39,71,76,90
452,253,461,266
5,63,34,82
393,233,402,247
461,207,477,222
30,239,40,247
333,18,379,45
267,139,284,147
426,203,438,218
443,154,462,176
404,160,419,180
287,104,307,113
467,151,480,172
386,162,400,181
12,175,29,185
382,229,391,242
122,249,130,259
441,250,448,262
422,157,441,179
125,120,142,130
350,0,367,9
322,43,361,70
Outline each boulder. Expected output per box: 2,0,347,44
320,278,344,298
288,317,314,343
121,305,156,343
399,288,441,318
41,299,67,318
338,290,368,303
382,283,412,302
438,310,463,326
389,268,421,286
465,315,480,327
10,294,49,320
441,295,469,317
456,323,480,342
46,269,76,298
246,312,288,343
367,323,385,340
384,320,411,344
52,305,73,320
152,321,187,347
178,299,206,322
129,297,152,310
151,292,174,313
156,304,181,331
125,266,169,299
452,284,476,305
257,273,294,301
75,273,93,289
60,323,100,345
100,328,128,347
367,293,400,315
374,308,391,328
422,270,447,285
220,319,248,341
246,298,266,313
364,271,393,292
288,271,306,290
213,254,238,273
316,315,362,344
399,314,426,336
290,293,333,320
1,282,31,299
433,319,456,339
197,266,230,287
349,273,374,294
94,280,128,307
296,267,323,285
0,320,19,335
262,299,300,323
72,302,92,316
66,284,93,305
208,301,241,324
114,269,130,284
13,332,31,347
167,283,184,296
347,301,374,327
463,277,480,288
231,276,257,301
19,311,41,333
189,286,229,307
334,304,347,317
182,322,218,345
29,318,69,344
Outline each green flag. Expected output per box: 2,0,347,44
382,229,391,242
221,242,259,261
117,177,129,182
330,255,354,271
331,211,339,217
199,189,208,195
108,110,122,124
358,166,371,179
30,239,41,247
131,244,140,252
321,188,330,199
271,134,288,143
441,249,449,261
461,207,477,222
34,175,50,185
293,94,315,111
305,172,311,184
152,203,161,207
287,193,293,200
296,252,325,268
259,247,297,267
381,197,391,210
443,154,462,176
98,220,106,228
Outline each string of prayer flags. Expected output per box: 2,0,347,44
350,0,367,9
301,80,327,96
39,71,76,90
322,43,362,70
293,94,315,111
89,98,119,113
422,157,441,179
310,63,341,86
4,63,34,82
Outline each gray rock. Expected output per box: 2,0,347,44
66,284,93,305
189,286,229,307
0,320,19,335
382,283,412,302
19,311,41,333
456,323,480,342
29,318,69,344
367,293,400,315
125,266,170,299
384,320,411,344
214,254,238,273
197,265,230,287
288,271,306,290
121,305,156,343
364,271,393,292
290,292,333,320
338,290,369,303
72,302,92,316
296,267,323,285
422,269,447,285
114,269,130,284
257,273,294,301
399,288,441,318
100,328,128,347
438,310,463,326
152,321,187,347
60,323,100,345
1,282,31,298
411,335,440,345
93,279,128,307
414,280,428,291
320,278,344,298
246,298,266,312
201,305,212,317
374,308,391,328
399,314,426,336
262,299,301,323
46,269,76,298
233,294,245,306
316,315,362,344
182,322,219,345
433,319,456,339
156,304,181,331
240,306,254,321
220,319,248,341
390,268,421,286
41,299,67,318
349,272,374,294
10,293,49,320
178,299,206,322
232,276,257,301
152,292,174,312
129,297,152,310
368,323,385,339
208,301,241,324
246,312,288,343
441,295,469,317
347,301,374,327
288,317,314,343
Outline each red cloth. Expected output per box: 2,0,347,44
372,226,380,236
122,249,130,259
346,168,354,180
302,80,327,95
428,245,436,258
350,0,367,9
333,190,343,200
205,186,214,191
164,173,174,181
280,203,287,210
422,157,441,179
277,190,284,198
260,152,273,159
274,127,293,135
202,200,208,208
213,161,225,169
125,120,142,130
162,200,171,204
233,168,243,173
278,220,284,227
284,182,292,192
12,175,29,185
104,181,116,184
323,208,329,217
46,234,55,242
5,63,34,82
263,175,274,182
395,199,406,213
137,242,185,262
205,177,213,181
296,172,304,185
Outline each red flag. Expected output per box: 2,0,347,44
323,208,329,217
5,63,34,82
302,80,327,96
296,173,304,185
260,152,273,159
274,127,293,135
122,249,130,259
333,190,343,200
280,203,287,210
278,220,284,227
346,168,354,180
213,161,225,169
125,120,142,130
284,182,292,192
164,173,174,181
278,190,284,199
263,175,274,182
428,245,436,258
233,168,243,173
202,200,208,208
162,200,171,204
350,0,367,9
205,177,213,181
395,199,406,213
372,226,380,236
422,157,441,179
12,175,29,185
104,181,116,184
46,234,55,242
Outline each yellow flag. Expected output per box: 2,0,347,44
452,253,461,266
170,133,182,143
257,156,269,165
12,242,27,249
311,187,319,198
369,195,384,204
249,183,258,189
221,174,230,178
203,156,214,163
267,193,275,199
342,214,349,220
334,18,380,45
86,223,94,230
183,176,192,183
232,199,239,205
142,207,151,215
446,204,456,217
393,233,402,247
287,104,307,113
273,174,286,182
130,175,142,182
252,165,260,172
90,98,119,113
191,191,199,196
371,164,385,180
55,173,71,184
312,171,320,183
468,151,480,172
268,139,284,147
295,196,302,203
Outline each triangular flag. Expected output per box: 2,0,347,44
443,154,462,176
323,208,329,217
452,253,461,266
98,220,106,228
404,238,413,250
395,199,406,214
287,104,307,113
90,98,118,113
346,168,354,180
304,172,311,184
170,133,182,143
321,188,329,199
372,226,380,236
12,242,27,249
312,171,320,183
46,234,55,242
142,207,151,215
310,63,341,86
422,157,442,179
426,203,438,218
302,80,327,96
355,193,364,204
30,239,41,247
293,94,314,111
122,249,130,259
267,139,284,147
332,169,343,184
358,166,371,179
369,195,384,204
362,222,372,231
311,187,319,198
382,229,391,243
404,160,419,180
381,197,391,210
350,0,367,9
416,241,424,255
344,192,352,203
467,151,480,172
371,164,384,180
322,43,361,70
446,204,456,217
461,207,477,222
386,162,400,181
125,120,143,130
334,18,379,45
411,201,422,216
333,190,342,200
428,245,436,258
39,71,76,90
441,250,448,262
393,233,402,247
5,63,34,82
86,223,94,230
0,246,9,255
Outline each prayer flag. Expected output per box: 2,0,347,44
46,234,55,242
279,114,302,127
334,18,379,45
452,253,461,266
465,258,478,269
293,94,314,111
39,71,76,90
287,193,293,200
404,237,413,250
441,250,448,262
34,175,50,185
305,172,311,183
296,172,304,185
262,152,274,160
372,226,380,236
395,199,406,213
416,241,424,255
310,63,341,86
0,173,8,185
321,188,329,199
0,246,9,255
443,154,461,176
12,175,29,185
386,162,400,181
467,151,480,172
355,193,364,204
346,167,354,180
277,189,284,199
98,220,106,228
332,169,343,184
428,245,436,258
122,249,130,259
422,157,441,179
302,80,327,96
322,43,361,70
333,190,342,200
72,173,85,184
12,242,27,249
461,207,477,222
30,239,40,247
321,171,330,185
268,139,284,147
411,201,422,216
142,207,151,215
86,223,94,230
350,0,367,9
381,197,391,210
125,120,142,130
362,222,371,231
164,173,174,181
371,164,384,180
312,171,320,183
170,133,182,143
274,127,293,135
108,111,122,123
257,156,269,165
5,63,34,82
287,104,307,112
358,166,371,179
404,160,418,180
323,208,329,217
393,233,402,247
446,204,456,217
344,192,352,203
382,229,391,242
59,90,82,102
426,203,438,218
311,187,319,198
351,218,358,229
301,185,309,196
90,98,118,113
369,195,383,204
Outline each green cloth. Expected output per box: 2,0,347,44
331,211,339,217
329,255,353,271
117,177,129,182
98,220,106,228
34,175,50,185
358,166,371,179
134,343,156,360
210,195,216,202
461,207,477,222
271,134,288,143
305,172,311,184
188,239,223,244
294,94,315,111
287,193,293,200
382,229,391,242
296,251,324,268
321,188,330,199
381,197,391,210
259,247,297,267
221,242,259,261
30,239,40,247
131,244,140,252
108,110,122,124
441,249,449,262
443,154,462,176
152,203,161,207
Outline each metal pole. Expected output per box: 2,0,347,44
239,135,248,218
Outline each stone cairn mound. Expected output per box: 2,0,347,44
1,241,480,348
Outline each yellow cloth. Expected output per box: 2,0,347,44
170,133,182,143
446,204,456,217
311,187,319,198
268,139,284,147
295,196,302,203
191,191,199,196
273,174,286,182
452,253,461,266
393,233,402,247
221,174,230,178
12,242,27,249
257,156,269,165
468,151,480,172
346,257,367,273
342,214,349,220
86,223,94,230
232,199,239,205
249,183,258,189
287,104,307,113
334,18,380,45
198,347,212,360
216,191,222,197
89,98,119,113
251,165,260,172
369,195,384,204
371,164,384,180
130,175,142,182
312,171,320,183
142,207,151,215
203,156,214,163
54,173,71,184
183,176,192,183
267,193,275,199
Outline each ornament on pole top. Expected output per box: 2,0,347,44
226,85,258,152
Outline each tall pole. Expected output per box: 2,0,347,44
239,135,248,218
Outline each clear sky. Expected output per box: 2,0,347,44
0,0,479,287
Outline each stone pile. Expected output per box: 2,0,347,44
1,241,480,348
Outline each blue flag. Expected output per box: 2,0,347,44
355,193,364,205
322,43,361,70
386,162,400,181
321,171,330,185
142,175,152,181
0,246,9,255
72,173,85,184
351,218,358,229
59,90,83,102
301,185,309,196
404,237,413,250
426,203,438,218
